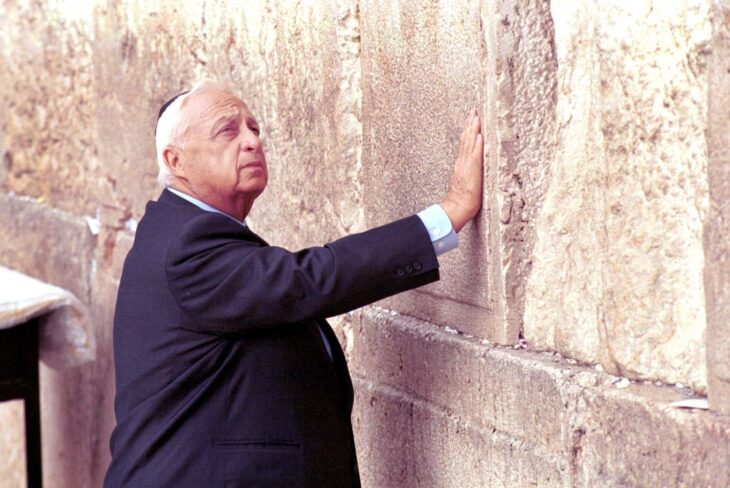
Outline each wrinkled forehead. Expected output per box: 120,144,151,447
182,90,253,130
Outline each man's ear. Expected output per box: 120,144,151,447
162,146,187,180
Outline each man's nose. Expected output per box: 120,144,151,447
241,129,261,151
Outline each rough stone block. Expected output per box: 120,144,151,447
0,195,96,302
351,382,416,487
352,380,570,488
524,0,711,390
86,228,134,485
359,0,498,339
487,0,559,342
342,307,591,456
705,0,730,414
358,0,558,344
0,401,26,488
0,1,109,216
343,305,730,487
576,384,730,487
0,194,133,487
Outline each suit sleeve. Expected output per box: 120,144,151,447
165,212,440,334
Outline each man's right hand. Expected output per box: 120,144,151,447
440,110,484,233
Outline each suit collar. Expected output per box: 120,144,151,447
158,188,199,208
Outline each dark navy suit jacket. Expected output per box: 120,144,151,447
104,190,440,487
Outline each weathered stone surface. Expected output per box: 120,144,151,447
0,194,134,487
342,307,586,456
576,383,730,488
0,0,108,216
352,380,570,488
0,401,26,488
88,228,133,486
35,227,132,488
359,0,497,339
340,305,730,487
705,0,730,414
359,0,556,344
488,0,558,339
2,0,729,486
0,194,97,301
524,0,711,390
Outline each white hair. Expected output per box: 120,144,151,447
155,80,240,187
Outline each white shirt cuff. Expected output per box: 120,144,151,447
417,204,459,256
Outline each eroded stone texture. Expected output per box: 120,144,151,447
576,383,730,487
343,307,582,456
352,380,570,488
489,0,558,341
524,0,711,390
705,0,730,414
1,0,727,486
0,195,97,487
337,306,730,488
0,401,26,488
360,0,496,338
0,0,108,216
0,194,97,301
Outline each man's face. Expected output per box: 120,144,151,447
176,89,268,218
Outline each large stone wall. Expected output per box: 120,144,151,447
0,0,728,486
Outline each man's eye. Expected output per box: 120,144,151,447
250,126,260,135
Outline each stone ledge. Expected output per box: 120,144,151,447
343,306,598,456
352,378,570,488
341,306,730,487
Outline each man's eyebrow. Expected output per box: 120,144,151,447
210,111,242,134
245,114,259,127
209,110,259,135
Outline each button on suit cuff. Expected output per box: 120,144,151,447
417,204,459,256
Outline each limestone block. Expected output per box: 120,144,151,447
344,305,730,487
359,0,494,339
0,0,111,216
0,195,134,486
0,401,26,488
524,0,711,390
488,0,558,337
343,307,585,455
34,230,132,488
0,195,96,301
576,384,730,487
705,0,730,414
352,380,570,488
351,381,415,487
358,0,557,343
86,229,134,485
243,0,365,247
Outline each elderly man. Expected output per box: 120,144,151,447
104,80,483,487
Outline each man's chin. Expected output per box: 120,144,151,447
238,183,267,200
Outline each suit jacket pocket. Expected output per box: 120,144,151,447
214,439,304,488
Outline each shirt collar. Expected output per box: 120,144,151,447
165,187,248,228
